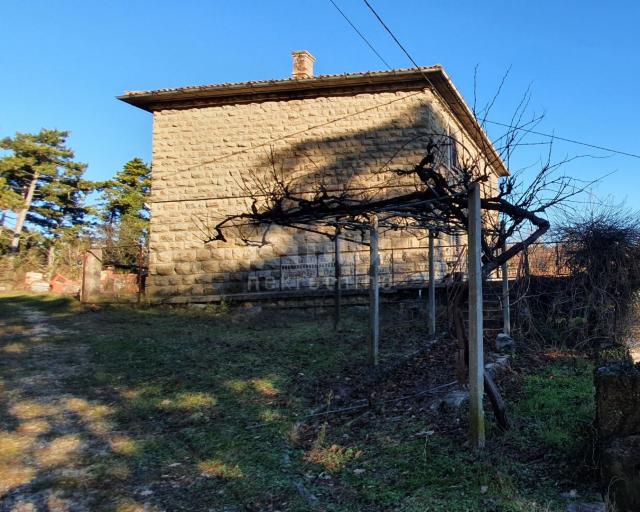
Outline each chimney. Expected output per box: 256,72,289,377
292,50,316,79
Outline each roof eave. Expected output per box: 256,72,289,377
117,67,444,110
118,66,509,177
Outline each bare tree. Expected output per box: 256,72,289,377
555,205,640,347
190,91,602,433
195,125,589,280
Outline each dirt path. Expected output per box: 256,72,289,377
0,306,125,511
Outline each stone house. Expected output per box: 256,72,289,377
119,52,507,303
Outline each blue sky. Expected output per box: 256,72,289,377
1,0,638,206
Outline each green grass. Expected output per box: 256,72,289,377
514,359,594,454
311,362,596,512
0,294,600,511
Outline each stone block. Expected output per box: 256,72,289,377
196,248,212,261
595,363,640,440
209,249,226,261
175,262,194,275
201,260,220,272
174,250,196,262
195,274,214,284
155,264,175,276
190,284,205,295
601,435,640,511
151,276,169,286
218,260,238,273
430,387,468,412
496,333,516,352
258,245,276,260
182,275,197,285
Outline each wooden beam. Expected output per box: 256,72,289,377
501,225,511,336
484,371,509,431
428,231,436,338
137,244,145,304
334,228,342,330
369,215,380,366
467,183,485,449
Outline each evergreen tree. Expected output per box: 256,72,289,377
0,129,93,253
0,176,22,211
100,157,151,251
0,176,22,232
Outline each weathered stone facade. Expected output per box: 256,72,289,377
121,65,505,302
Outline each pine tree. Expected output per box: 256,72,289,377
0,129,93,253
0,177,22,211
0,176,23,231
100,158,151,260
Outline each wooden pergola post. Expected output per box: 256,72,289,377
468,183,485,449
137,243,145,305
428,230,436,338
501,225,511,336
334,228,342,330
369,215,380,366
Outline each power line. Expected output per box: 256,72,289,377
483,120,640,160
152,2,428,185
362,0,441,101
362,0,440,99
363,0,420,72
156,1,639,207
142,3,431,186
361,0,640,161
328,0,391,69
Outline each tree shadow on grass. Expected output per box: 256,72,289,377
0,295,599,511
0,295,374,511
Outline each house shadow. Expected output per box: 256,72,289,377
172,99,476,301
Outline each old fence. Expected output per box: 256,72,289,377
80,239,569,304
80,245,147,303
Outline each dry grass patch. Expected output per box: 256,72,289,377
64,397,114,434
2,342,27,354
46,493,74,511
16,419,51,436
259,408,283,422
64,397,112,420
114,497,162,512
108,436,139,456
36,435,82,468
0,463,36,496
10,400,59,420
0,431,33,462
198,459,244,479
159,392,217,411
250,378,280,398
304,443,362,472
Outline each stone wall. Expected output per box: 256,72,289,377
148,87,498,302
596,363,640,511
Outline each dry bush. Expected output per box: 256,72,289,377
516,207,640,349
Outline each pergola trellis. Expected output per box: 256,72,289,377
200,141,551,449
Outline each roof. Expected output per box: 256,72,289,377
118,66,508,177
